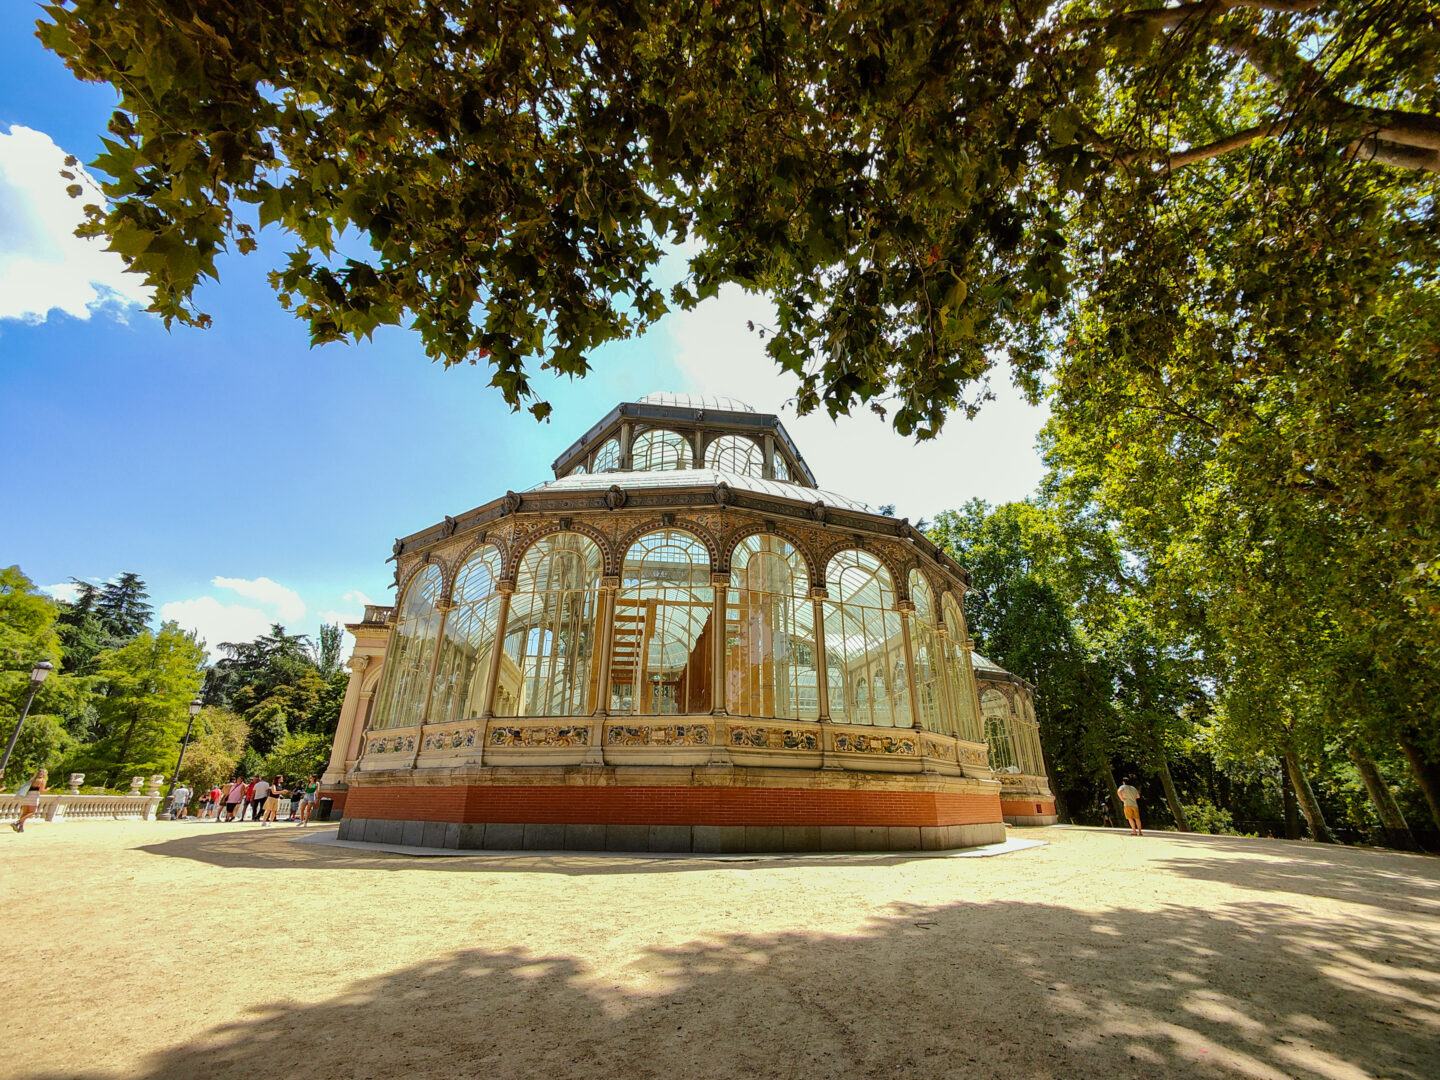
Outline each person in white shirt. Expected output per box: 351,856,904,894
250,777,271,821
1117,779,1142,836
170,784,190,819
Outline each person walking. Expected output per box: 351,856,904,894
260,776,284,825
169,782,191,820
250,776,271,822
204,785,222,819
1117,778,1143,836
297,776,318,826
10,768,47,832
223,778,246,821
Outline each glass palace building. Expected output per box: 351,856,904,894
321,393,1056,851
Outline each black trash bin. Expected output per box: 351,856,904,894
317,797,333,822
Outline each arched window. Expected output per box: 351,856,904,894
824,551,912,728
726,534,818,719
943,594,984,743
592,437,620,473
370,565,444,730
631,428,692,471
705,434,764,477
773,456,791,482
430,546,503,724
499,533,604,716
612,529,713,715
908,571,950,735
981,689,1018,771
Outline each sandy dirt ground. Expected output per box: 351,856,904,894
0,820,1436,1080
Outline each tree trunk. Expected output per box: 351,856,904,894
1156,754,1191,831
1399,738,1440,833
1348,744,1418,851
1281,766,1301,839
1280,742,1336,844
110,708,142,786
1101,763,1125,824
1045,759,1070,823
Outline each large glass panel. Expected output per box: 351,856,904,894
705,434,764,478
631,428,691,471
499,533,604,717
370,565,444,729
430,546,503,724
726,534,818,719
773,456,791,482
592,438,620,472
824,551,912,727
981,689,1019,772
908,571,949,734
943,595,984,742
611,529,713,714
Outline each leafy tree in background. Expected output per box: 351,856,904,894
94,571,153,640
0,566,94,784
928,502,1120,821
311,623,345,680
177,706,250,791
71,621,206,784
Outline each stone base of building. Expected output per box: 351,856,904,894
336,816,1006,853
1001,798,1058,827
332,766,1007,853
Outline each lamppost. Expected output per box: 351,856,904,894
0,660,54,785
166,698,204,807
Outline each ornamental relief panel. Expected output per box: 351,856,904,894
421,726,481,752
832,731,917,756
958,744,990,768
488,725,591,748
367,733,416,756
729,725,820,751
606,724,712,747
922,737,958,761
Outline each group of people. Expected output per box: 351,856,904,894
197,775,320,826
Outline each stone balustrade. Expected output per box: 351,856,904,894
0,792,164,823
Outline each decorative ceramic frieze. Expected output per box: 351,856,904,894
367,734,416,755
606,724,712,747
421,727,481,752
488,725,590,747
958,745,990,767
922,737,957,761
729,725,820,751
832,731,917,756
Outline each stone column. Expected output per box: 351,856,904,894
411,599,453,767
345,687,375,768
762,432,776,480
896,601,924,732
480,583,514,720
710,572,729,716
323,655,368,784
811,587,830,721
586,576,620,764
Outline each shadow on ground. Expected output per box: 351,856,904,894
135,826,1024,875
31,859,1440,1079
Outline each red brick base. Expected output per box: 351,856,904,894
345,784,1003,829
1001,798,1056,818
318,787,348,817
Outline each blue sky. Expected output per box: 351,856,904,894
0,6,1047,658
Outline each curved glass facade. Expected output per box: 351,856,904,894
499,533,604,717
824,551,911,728
612,529,713,714
430,546,504,724
632,429,691,471
371,564,444,729
726,534,819,719
908,571,950,736
980,689,1018,771
705,434,764,477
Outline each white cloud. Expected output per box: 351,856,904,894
0,124,151,324
212,576,307,624
41,582,81,603
666,285,1050,520
160,596,274,657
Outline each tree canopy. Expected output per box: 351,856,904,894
38,1,1439,432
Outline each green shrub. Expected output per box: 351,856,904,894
1184,802,1241,835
